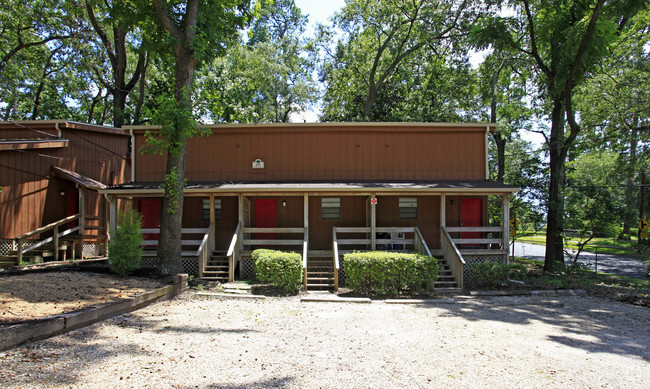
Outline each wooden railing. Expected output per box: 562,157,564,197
441,226,465,289
197,223,214,279
140,227,211,257
226,222,242,282
332,226,420,251
242,227,306,248
443,226,507,255
15,214,81,264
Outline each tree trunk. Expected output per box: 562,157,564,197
113,89,128,128
156,45,197,276
623,127,638,237
544,98,566,271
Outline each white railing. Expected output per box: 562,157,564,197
332,227,340,291
303,227,309,288
443,226,506,253
15,214,82,264
226,222,243,282
414,226,432,257
197,223,214,279
441,227,466,289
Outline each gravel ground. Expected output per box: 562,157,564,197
1,292,649,388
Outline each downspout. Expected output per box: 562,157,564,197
130,128,135,183
55,122,62,138
485,126,490,180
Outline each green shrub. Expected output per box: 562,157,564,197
466,262,527,288
343,251,439,295
252,249,303,294
108,209,143,276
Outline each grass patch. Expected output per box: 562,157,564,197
510,257,650,307
514,233,645,258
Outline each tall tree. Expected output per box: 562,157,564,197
84,0,146,128
197,0,317,123
149,0,249,276
474,0,646,270
319,0,481,121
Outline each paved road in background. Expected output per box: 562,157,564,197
512,242,648,280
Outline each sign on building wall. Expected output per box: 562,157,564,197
252,159,265,169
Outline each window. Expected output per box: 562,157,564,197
321,198,341,219
202,199,222,221
398,197,417,219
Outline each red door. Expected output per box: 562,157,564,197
460,198,482,244
65,191,78,230
255,199,277,241
139,199,161,246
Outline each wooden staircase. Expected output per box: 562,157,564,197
1,237,77,268
201,251,229,281
434,257,461,292
305,257,336,290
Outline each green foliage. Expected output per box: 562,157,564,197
318,0,483,121
466,262,527,289
252,249,303,294
343,251,438,295
108,209,143,276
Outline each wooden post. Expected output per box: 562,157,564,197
79,188,85,235
502,194,510,263
109,196,117,242
16,238,22,265
370,194,376,250
440,194,446,249
209,194,215,247
53,225,59,262
79,188,85,260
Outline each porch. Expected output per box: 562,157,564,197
103,185,515,291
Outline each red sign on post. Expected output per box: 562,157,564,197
370,197,378,205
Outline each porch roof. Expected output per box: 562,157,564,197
100,180,519,196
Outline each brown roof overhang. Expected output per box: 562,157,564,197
100,180,519,196
52,166,107,191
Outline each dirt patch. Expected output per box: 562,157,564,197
0,271,165,323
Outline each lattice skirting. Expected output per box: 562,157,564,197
463,256,507,284
239,259,255,279
140,257,199,275
0,239,13,256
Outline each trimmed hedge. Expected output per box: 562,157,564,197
252,249,303,294
465,262,527,288
343,251,439,295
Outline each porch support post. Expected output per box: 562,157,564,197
440,193,446,244
209,194,215,237
79,188,85,235
238,194,244,254
502,194,510,263
304,194,309,288
371,194,376,250
78,188,85,260
108,196,117,242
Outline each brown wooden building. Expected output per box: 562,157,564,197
102,122,518,290
0,120,130,264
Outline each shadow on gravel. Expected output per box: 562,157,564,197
198,376,296,388
110,315,259,335
425,296,650,360
2,324,151,387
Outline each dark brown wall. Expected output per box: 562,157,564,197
134,124,488,183
375,196,441,249
0,122,130,238
309,196,367,250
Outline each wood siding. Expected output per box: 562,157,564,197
133,124,489,183
0,122,130,238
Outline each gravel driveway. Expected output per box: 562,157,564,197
1,292,649,388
